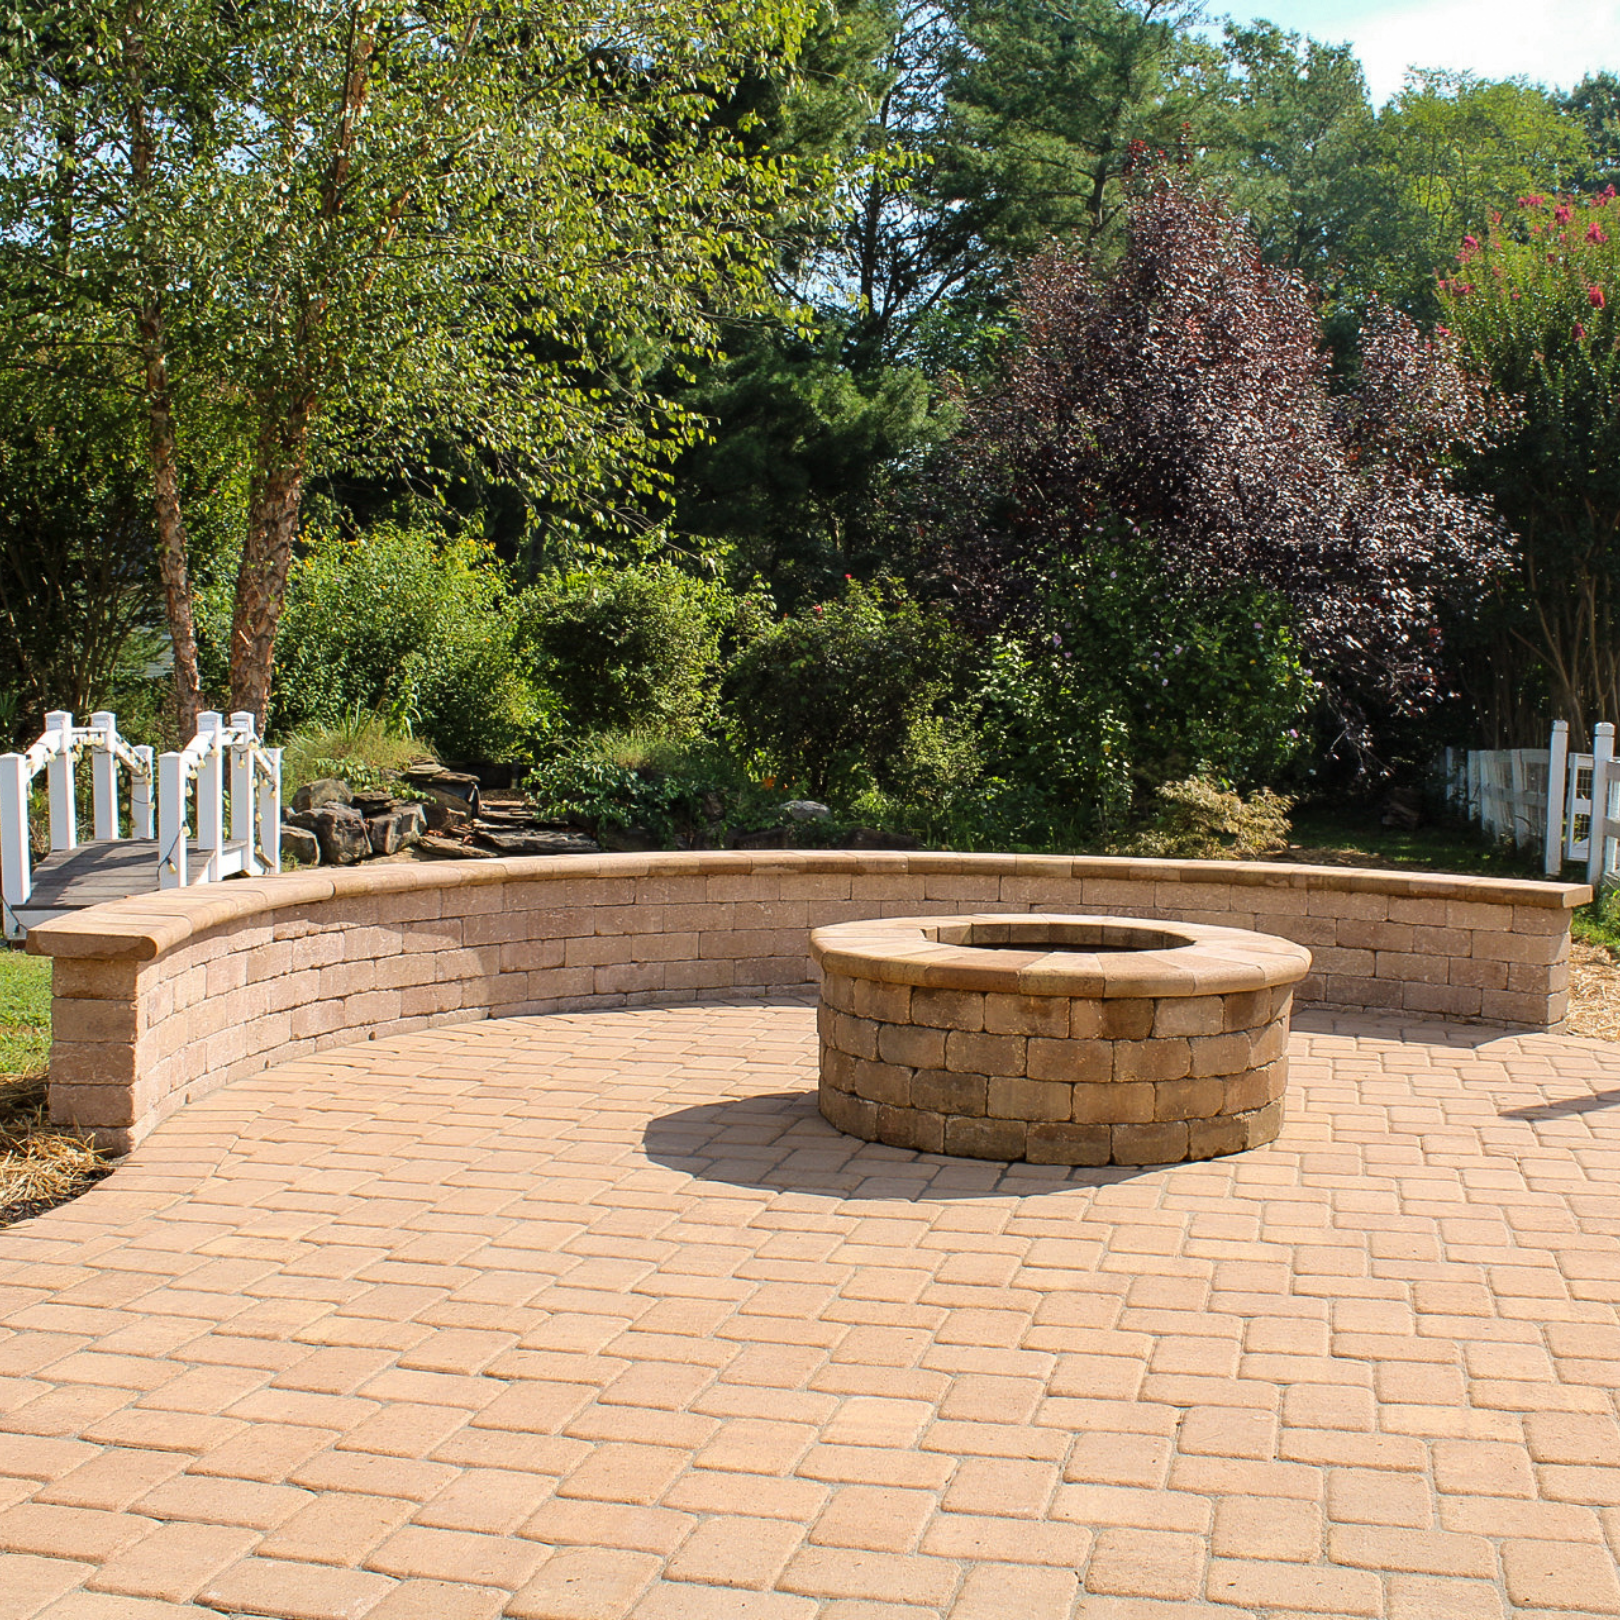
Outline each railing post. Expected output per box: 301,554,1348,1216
90,711,119,841
258,747,282,875
1546,720,1570,877
229,711,259,875
194,712,224,884
158,751,188,890
0,752,31,938
1588,722,1615,887
131,746,155,841
44,709,75,852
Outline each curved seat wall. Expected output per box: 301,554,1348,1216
29,851,1588,1153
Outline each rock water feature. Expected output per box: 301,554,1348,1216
812,914,1312,1166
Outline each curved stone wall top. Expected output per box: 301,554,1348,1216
28,851,1589,1154
810,913,1314,997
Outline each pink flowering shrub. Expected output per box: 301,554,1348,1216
1437,190,1620,734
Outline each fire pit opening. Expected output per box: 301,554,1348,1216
811,913,1313,1167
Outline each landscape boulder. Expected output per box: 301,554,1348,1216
366,803,427,856
781,800,831,821
291,777,353,813
279,824,320,866
297,803,371,865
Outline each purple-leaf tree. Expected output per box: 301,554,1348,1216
931,163,1507,756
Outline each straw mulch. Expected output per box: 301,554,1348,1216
0,1067,107,1230
1565,940,1620,1041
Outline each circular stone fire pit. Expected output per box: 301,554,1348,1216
810,914,1312,1166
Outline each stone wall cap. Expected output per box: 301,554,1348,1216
811,913,1312,998
25,849,1588,960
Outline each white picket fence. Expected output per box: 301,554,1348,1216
1450,719,1620,884
0,710,282,939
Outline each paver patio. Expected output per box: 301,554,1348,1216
2,996,1619,1619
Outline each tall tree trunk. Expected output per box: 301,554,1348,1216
228,411,310,726
125,0,203,738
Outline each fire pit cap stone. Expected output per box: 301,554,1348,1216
810,912,1311,999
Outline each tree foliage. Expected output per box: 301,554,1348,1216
0,0,818,727
1439,188,1620,739
930,167,1505,753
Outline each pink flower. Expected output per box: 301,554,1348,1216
1556,204,1574,224
1575,321,1588,340
1591,285,1607,309
1512,290,1522,300
1549,252,1559,264
1520,193,1546,208
1458,234,1481,261
1589,223,1609,244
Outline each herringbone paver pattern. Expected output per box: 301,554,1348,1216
2,999,1619,1618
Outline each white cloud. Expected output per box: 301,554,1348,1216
1325,0,1620,104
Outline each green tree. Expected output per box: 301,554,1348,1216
1562,72,1620,195
0,0,817,731
1439,190,1620,739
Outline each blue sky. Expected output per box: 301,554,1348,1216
1215,0,1620,104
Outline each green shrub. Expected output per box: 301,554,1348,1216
723,578,965,798
971,536,1315,841
517,564,732,738
527,732,768,846
269,523,537,761
1111,777,1295,860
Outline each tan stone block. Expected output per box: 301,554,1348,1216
877,1103,945,1154
1152,996,1225,1038
1187,1114,1248,1160
50,998,140,1043
663,959,735,992
1326,974,1400,1009
1071,1081,1154,1125
1154,1076,1227,1122
1249,1021,1289,1065
1374,950,1449,985
1337,919,1415,952
850,1058,912,1108
1480,989,1556,1026
1404,982,1483,1018
878,1023,947,1069
1113,1037,1191,1083
1307,888,1387,921
1268,986,1296,1020
1314,946,1378,978
52,959,142,1000
911,1068,987,1117
852,978,912,1023
1388,896,1449,925
1470,931,1564,965
1448,956,1509,991
49,1081,139,1128
1222,990,1271,1031
1411,924,1471,956
944,1114,1028,1160
1219,1062,1284,1114
1067,999,1104,1037
911,988,985,1031
984,992,1068,1037
835,1013,881,1062
1026,1122,1113,1166
1446,899,1508,931
1189,1031,1251,1078
1511,959,1567,994
1244,1098,1286,1147
988,1076,1072,1122
821,1045,857,1095
1100,999,1154,1039
820,1088,878,1140
1257,912,1337,946
1111,1120,1190,1165
945,1029,1025,1075
1511,903,1573,934
47,1040,137,1089
1026,1037,1112,1084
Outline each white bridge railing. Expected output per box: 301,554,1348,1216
0,709,282,938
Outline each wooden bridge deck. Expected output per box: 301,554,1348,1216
12,839,246,932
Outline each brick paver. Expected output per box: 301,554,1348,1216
3,998,1620,1617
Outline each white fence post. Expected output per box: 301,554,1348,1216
44,710,75,852
1589,722,1616,886
229,711,259,876
132,746,154,840
90,711,119,841
193,712,224,883
0,752,31,938
259,747,282,874
158,751,188,890
1546,720,1570,876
